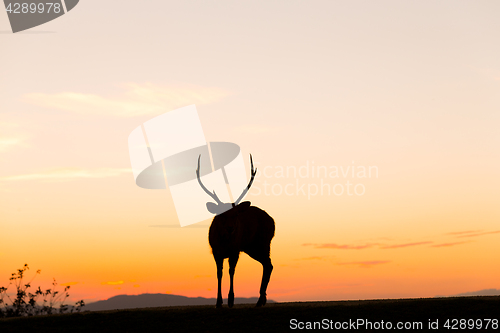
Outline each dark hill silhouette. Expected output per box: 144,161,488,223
84,293,276,311
454,288,500,297
435,288,500,298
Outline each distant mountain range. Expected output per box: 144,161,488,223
84,294,275,311
435,288,500,298
452,288,500,297
84,289,500,312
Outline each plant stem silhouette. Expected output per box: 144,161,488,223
0,264,85,317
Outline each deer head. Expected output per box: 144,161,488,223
196,154,257,215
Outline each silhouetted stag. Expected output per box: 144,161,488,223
196,155,275,308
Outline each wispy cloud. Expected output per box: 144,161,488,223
60,282,79,286
303,243,377,250
304,237,477,251
445,230,482,236
455,231,500,238
0,167,131,182
101,281,124,285
303,241,430,250
149,224,209,228
431,241,470,248
380,241,433,249
294,256,327,261
444,230,500,239
0,122,28,152
25,83,229,117
0,137,25,152
336,260,391,268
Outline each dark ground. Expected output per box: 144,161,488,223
1,296,499,332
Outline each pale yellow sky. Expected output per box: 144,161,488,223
0,1,499,303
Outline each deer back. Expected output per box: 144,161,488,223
209,202,275,256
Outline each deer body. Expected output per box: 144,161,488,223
209,203,275,308
197,155,275,307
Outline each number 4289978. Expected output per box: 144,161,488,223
6,3,62,14
444,319,498,330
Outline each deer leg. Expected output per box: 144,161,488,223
245,249,273,307
215,256,224,308
256,256,273,307
228,252,240,308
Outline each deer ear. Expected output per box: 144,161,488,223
237,201,251,212
206,202,219,214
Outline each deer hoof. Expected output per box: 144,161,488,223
256,296,267,307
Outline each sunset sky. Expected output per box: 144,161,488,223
1,1,499,305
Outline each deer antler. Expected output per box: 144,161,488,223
196,155,223,205
233,154,257,206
